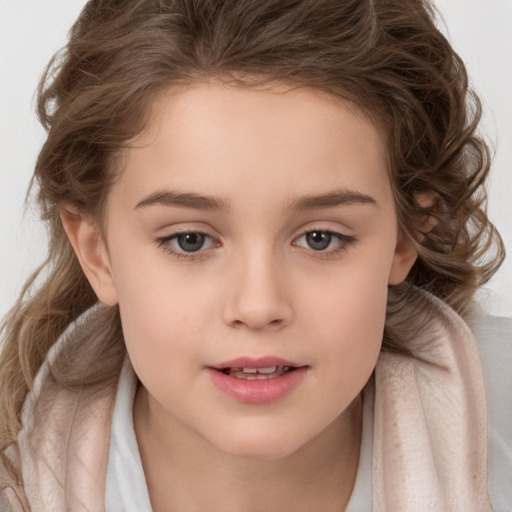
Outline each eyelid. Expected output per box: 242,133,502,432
291,225,356,257
155,228,221,260
292,222,353,241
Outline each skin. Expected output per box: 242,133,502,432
62,81,417,511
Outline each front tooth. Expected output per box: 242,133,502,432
257,366,278,374
242,368,258,374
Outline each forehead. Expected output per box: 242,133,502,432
113,81,392,211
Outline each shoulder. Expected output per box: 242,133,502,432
470,310,512,509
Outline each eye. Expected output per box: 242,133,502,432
174,232,209,252
156,230,218,257
294,229,354,253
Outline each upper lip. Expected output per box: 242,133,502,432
210,356,302,370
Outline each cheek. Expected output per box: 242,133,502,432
109,229,211,323
116,282,211,411
107,241,215,377
301,257,390,381
115,273,211,353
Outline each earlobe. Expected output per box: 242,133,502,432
388,232,417,285
60,206,118,306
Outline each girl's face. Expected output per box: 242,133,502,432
80,82,416,459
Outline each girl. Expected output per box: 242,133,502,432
1,0,510,510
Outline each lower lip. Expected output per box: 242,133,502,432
207,367,308,404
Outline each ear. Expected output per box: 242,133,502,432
388,192,438,285
388,230,417,285
60,206,118,306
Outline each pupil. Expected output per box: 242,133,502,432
177,233,205,252
306,231,331,251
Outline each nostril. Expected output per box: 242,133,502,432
223,300,293,331
229,317,285,330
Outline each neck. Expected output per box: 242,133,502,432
134,388,362,512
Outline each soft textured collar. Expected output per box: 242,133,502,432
3,305,120,511
2,291,491,511
373,292,491,510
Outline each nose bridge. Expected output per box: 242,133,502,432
223,242,293,331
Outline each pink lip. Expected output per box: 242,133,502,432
207,356,308,404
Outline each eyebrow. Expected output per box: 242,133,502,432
134,188,377,212
135,191,230,211
286,189,377,211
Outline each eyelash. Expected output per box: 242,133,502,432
155,227,356,261
156,229,216,261
293,228,356,259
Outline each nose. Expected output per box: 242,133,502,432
222,250,293,332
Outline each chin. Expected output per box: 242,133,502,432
211,426,306,461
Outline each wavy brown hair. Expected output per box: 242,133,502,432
0,0,504,464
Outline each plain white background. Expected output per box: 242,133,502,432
1,0,511,321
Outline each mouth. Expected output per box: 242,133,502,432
208,357,308,403
210,357,304,378
218,365,296,380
